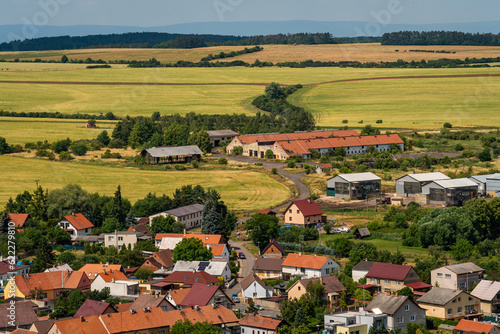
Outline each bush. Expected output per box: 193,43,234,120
455,143,464,151
342,120,348,124
376,119,383,123
287,161,296,168
255,162,263,166
59,151,73,161
218,157,228,165
108,138,125,148
191,160,199,168
443,122,452,128
271,168,277,174
70,142,88,156
174,164,186,170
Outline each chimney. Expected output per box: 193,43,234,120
299,252,302,256
80,316,84,322
112,278,115,283
72,212,75,216
395,292,399,297
474,318,478,322
386,291,391,296
308,199,312,203
314,254,317,257
103,269,106,274
183,228,186,234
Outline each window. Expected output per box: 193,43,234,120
108,236,114,241
447,309,452,315
437,273,443,278
326,269,329,274
289,209,292,213
161,306,168,311
404,304,410,311
298,286,301,291
289,217,292,221
466,305,474,313
335,182,349,195
452,299,456,304
396,281,401,285
404,182,420,194
370,278,375,282
458,297,461,302
253,292,257,297
385,289,391,293
297,210,300,214
469,297,472,301
410,315,416,321
385,280,390,284
397,317,404,323
445,274,451,279
118,237,123,241
457,307,462,314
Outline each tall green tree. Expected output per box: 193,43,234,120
1,211,10,234
29,186,48,221
170,320,222,334
244,213,280,252
46,184,90,219
150,215,184,234
173,237,213,262
111,185,125,224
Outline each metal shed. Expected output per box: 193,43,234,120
140,145,203,164
421,178,478,206
396,172,450,197
468,173,500,196
327,172,381,199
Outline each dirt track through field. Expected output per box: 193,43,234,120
1,73,499,87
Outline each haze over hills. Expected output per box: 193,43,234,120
0,20,499,44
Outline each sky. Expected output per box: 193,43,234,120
0,0,499,27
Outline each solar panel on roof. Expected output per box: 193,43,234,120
198,261,209,271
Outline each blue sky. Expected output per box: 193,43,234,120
1,0,499,26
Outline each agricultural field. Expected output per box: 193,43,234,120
0,155,290,211
3,44,500,64
0,117,116,145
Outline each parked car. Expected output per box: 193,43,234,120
331,228,342,234
339,227,351,233
232,293,240,303
255,304,264,310
238,252,246,259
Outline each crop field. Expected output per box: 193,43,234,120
293,75,500,129
3,44,500,64
0,117,117,145
0,156,290,211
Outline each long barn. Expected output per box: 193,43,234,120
140,145,203,164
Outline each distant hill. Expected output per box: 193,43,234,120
1,20,499,44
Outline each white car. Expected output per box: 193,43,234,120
339,227,351,233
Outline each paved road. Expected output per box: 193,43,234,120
226,240,256,299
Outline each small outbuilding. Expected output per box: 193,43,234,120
140,145,203,164
421,178,478,206
396,172,450,197
354,227,371,239
327,172,381,199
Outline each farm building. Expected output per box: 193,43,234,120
140,145,203,164
206,130,240,147
468,173,500,197
354,227,371,239
327,172,381,199
149,203,204,230
396,172,450,197
421,178,478,206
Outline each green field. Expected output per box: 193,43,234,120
0,156,290,211
0,117,117,145
294,75,500,129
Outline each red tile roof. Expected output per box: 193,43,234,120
77,264,123,280
288,199,323,217
282,253,331,270
208,244,227,257
318,163,333,169
236,129,359,145
164,305,238,326
14,271,90,297
257,210,272,214
62,213,94,230
127,222,152,236
0,260,25,275
179,283,220,307
73,300,116,318
52,314,108,334
9,213,29,228
162,271,219,287
96,270,129,282
114,303,132,313
455,320,496,334
169,288,192,305
239,314,283,331
154,233,222,245
366,262,413,281
405,282,432,289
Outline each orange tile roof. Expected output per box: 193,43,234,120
77,264,123,280
169,288,192,305
208,244,226,257
53,314,108,334
164,305,238,326
239,314,282,330
282,253,330,270
11,330,38,334
100,307,169,333
8,213,29,228
114,303,132,313
62,213,94,230
96,270,129,282
455,320,496,334
15,271,90,296
154,233,222,244
237,130,359,144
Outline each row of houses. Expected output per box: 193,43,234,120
226,129,405,160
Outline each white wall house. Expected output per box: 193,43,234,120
281,253,340,279
57,213,94,241
241,274,272,300
91,274,139,297
150,204,204,230
208,244,230,262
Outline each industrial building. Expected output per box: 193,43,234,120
468,173,500,197
327,172,381,200
421,178,478,206
395,172,450,197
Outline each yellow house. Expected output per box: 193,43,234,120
284,199,323,226
337,324,368,334
417,288,481,321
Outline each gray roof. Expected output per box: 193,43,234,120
416,288,462,306
356,227,371,237
365,293,409,315
253,258,284,271
352,261,374,271
331,172,381,183
431,178,478,189
74,235,103,242
444,262,484,274
241,273,267,291
469,173,500,184
470,280,500,301
164,203,205,218
142,145,203,158
397,172,450,182
206,130,240,137
173,260,228,276
45,264,73,272
0,301,38,327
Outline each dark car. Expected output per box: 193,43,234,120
238,252,246,259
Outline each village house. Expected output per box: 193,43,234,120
172,260,232,281
324,310,388,334
316,163,333,174
5,271,90,300
455,319,500,334
166,288,192,307
8,213,29,230
77,263,124,281
260,240,285,258
126,221,152,237
416,287,481,321
161,271,219,288
208,243,231,262
155,233,222,249
365,292,426,331
140,249,175,272
149,203,205,230
73,299,118,318
395,172,451,197
103,231,151,249
431,263,484,290
352,261,374,282
281,253,340,279
57,213,94,241
470,279,500,316
178,283,233,309
128,293,176,312
0,301,38,333
0,259,31,287
327,172,381,199
365,262,421,293
241,273,273,300
253,258,284,280
284,198,324,226
239,314,284,334
287,276,346,307
90,271,139,297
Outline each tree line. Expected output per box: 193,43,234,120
382,31,500,46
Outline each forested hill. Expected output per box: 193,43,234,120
0,31,380,52
382,31,500,46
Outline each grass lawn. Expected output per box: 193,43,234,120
0,156,290,211
0,117,117,145
295,75,500,129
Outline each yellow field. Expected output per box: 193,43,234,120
0,155,290,211
3,44,500,64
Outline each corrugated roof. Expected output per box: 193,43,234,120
62,213,94,230
206,130,240,137
398,172,451,182
365,293,410,315
282,253,332,270
432,178,478,188
163,203,204,218
469,173,500,183
366,262,414,281
455,320,496,334
470,280,500,301
253,258,284,271
443,262,484,274
141,145,203,158
333,172,381,183
288,199,323,217
239,314,282,330
416,288,463,305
